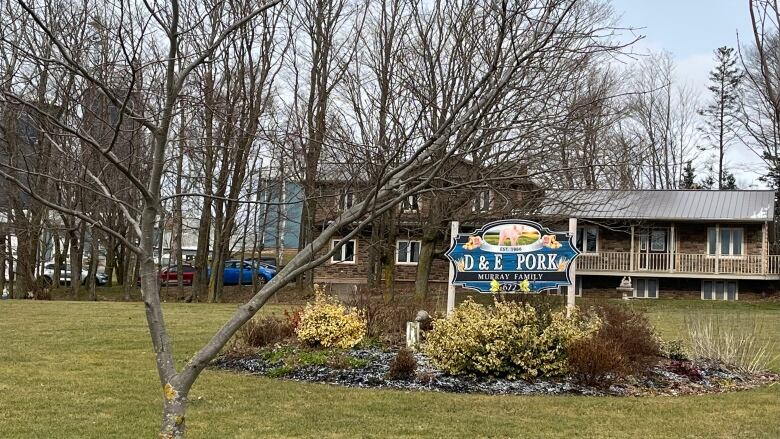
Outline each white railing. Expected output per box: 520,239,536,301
577,252,780,276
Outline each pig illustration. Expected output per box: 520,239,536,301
498,224,528,247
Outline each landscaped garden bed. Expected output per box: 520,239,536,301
213,288,779,397
214,347,778,396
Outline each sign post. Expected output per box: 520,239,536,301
445,219,580,297
567,218,577,317
446,221,459,316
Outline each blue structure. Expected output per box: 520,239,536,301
257,180,303,250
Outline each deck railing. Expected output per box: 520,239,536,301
577,252,780,276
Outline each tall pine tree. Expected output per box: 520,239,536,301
680,161,697,189
700,46,743,189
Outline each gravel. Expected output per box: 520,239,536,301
212,347,778,397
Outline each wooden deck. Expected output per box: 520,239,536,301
577,252,780,278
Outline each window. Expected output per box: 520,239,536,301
633,278,658,299
707,227,743,256
339,190,355,211
702,280,737,301
472,190,491,212
331,239,356,264
650,229,667,252
400,194,419,213
576,226,598,253
396,240,421,264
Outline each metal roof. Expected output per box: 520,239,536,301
540,190,776,222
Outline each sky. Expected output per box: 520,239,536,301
610,0,767,188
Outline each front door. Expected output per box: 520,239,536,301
638,229,668,271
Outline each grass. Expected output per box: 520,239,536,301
1,299,779,438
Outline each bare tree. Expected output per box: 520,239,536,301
0,0,628,436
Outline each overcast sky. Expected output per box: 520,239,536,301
611,0,766,188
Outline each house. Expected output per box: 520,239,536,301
540,190,779,300
315,185,779,300
310,160,541,292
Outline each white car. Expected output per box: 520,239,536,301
41,263,108,286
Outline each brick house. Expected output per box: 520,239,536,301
541,190,779,300
311,160,541,293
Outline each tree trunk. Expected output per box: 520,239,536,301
414,238,437,301
87,229,99,301
160,393,188,439
105,237,115,287
123,250,134,301
52,231,62,288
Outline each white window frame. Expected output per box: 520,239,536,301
400,194,419,213
472,189,491,212
395,239,421,265
701,280,739,301
632,277,659,299
339,190,355,211
576,226,599,254
330,239,356,264
706,226,744,258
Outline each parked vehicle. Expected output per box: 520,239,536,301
222,260,275,285
41,263,108,286
159,265,196,286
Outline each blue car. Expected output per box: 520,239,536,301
222,260,275,285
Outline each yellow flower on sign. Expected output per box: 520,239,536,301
490,279,500,293
518,279,530,293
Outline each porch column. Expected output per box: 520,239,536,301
629,225,635,271
669,223,675,273
715,224,720,274
762,221,768,275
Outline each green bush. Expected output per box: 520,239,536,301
422,298,599,379
296,286,367,349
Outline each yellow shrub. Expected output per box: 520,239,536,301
422,298,599,379
296,287,367,349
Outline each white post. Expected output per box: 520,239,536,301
567,218,577,317
446,221,460,316
629,225,635,271
669,223,675,272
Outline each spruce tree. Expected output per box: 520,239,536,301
699,46,743,189
680,161,697,189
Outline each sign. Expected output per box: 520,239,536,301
444,220,579,293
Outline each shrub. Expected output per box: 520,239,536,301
685,313,775,373
296,286,367,349
423,298,599,379
347,289,439,344
226,315,295,356
387,348,417,380
568,304,660,386
567,336,628,386
660,339,688,361
284,308,304,331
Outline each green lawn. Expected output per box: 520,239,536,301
1,299,779,438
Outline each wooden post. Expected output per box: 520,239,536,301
669,223,675,272
715,224,720,274
567,218,577,317
629,225,635,272
762,221,768,275
446,221,459,316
